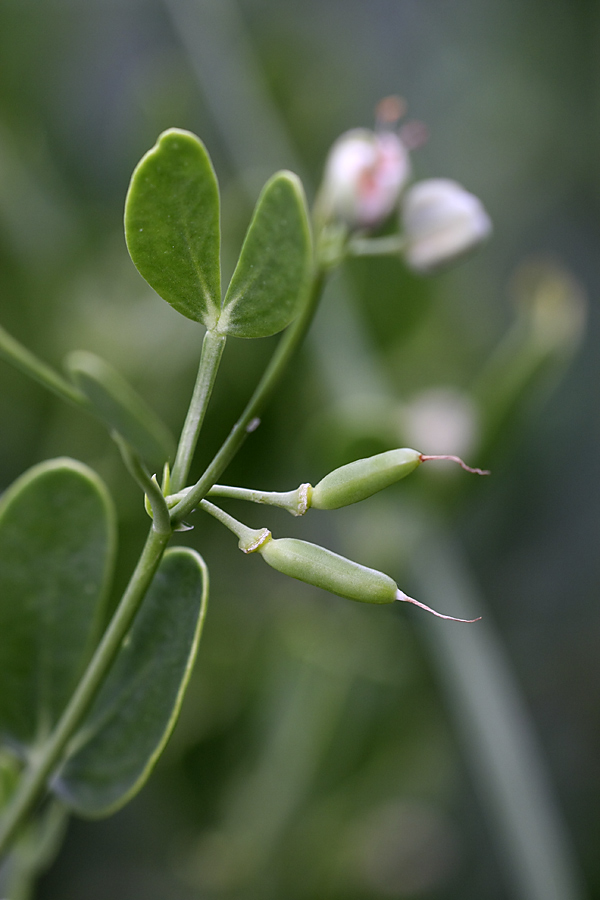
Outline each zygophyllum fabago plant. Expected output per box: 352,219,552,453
0,108,492,889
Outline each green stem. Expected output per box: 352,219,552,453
170,268,326,523
0,324,87,407
170,329,227,493
347,235,406,257
207,483,310,516
199,499,271,552
113,434,172,535
0,526,171,859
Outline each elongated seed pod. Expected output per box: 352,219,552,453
258,536,480,621
310,448,422,510
259,537,397,604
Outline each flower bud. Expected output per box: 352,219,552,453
259,537,398,604
310,448,422,510
401,178,491,273
316,129,410,230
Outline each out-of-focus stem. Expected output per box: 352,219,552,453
410,530,587,900
347,235,405,256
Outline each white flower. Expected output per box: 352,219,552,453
317,129,410,230
401,178,492,273
400,387,479,460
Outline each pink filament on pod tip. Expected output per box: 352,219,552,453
419,454,490,476
396,590,482,623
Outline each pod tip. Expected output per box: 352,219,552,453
396,590,482,623
419,454,490,476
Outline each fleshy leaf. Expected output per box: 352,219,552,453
0,459,116,748
66,351,175,468
125,128,221,327
52,548,208,818
218,171,312,338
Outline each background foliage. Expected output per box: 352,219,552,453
0,0,599,898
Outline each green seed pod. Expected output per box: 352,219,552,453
258,536,481,620
310,448,422,510
259,537,398,604
199,497,482,621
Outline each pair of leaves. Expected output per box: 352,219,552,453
125,128,313,338
0,460,207,817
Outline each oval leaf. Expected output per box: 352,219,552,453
218,171,312,338
0,459,116,748
125,129,221,327
66,351,175,469
52,548,208,818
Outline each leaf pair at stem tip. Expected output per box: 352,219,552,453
125,128,313,339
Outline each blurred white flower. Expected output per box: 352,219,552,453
401,178,491,273
400,387,479,460
316,128,410,230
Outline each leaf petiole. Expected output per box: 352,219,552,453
170,329,227,493
169,267,326,523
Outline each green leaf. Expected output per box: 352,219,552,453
0,460,116,749
65,351,175,469
218,171,312,338
125,128,221,328
52,548,208,818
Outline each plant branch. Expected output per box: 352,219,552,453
170,329,227,493
169,268,326,523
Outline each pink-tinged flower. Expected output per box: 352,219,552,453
317,128,410,230
401,178,492,273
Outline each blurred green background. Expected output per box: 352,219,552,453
1,0,599,898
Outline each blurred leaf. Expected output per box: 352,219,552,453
0,459,116,749
124,128,221,327
218,171,312,338
65,350,175,469
52,547,209,818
